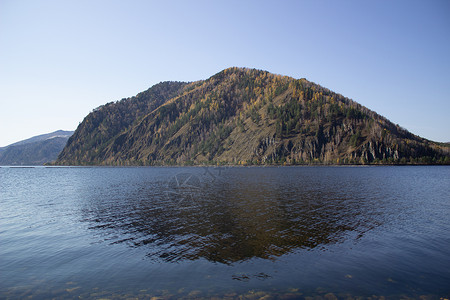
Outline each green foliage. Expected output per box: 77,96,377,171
250,107,261,124
274,82,289,97
268,98,303,137
345,107,365,119
350,130,361,147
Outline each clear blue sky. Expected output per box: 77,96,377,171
1,0,449,147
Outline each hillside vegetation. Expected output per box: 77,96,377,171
0,130,73,165
55,68,450,165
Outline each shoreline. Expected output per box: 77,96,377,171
2,163,449,168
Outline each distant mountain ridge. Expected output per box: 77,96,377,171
55,67,450,165
0,130,73,165
2,130,73,148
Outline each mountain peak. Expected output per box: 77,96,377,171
54,69,449,165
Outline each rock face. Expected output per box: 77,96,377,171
55,68,449,165
0,130,73,165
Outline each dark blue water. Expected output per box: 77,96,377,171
1,166,449,299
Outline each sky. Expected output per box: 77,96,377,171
1,0,449,147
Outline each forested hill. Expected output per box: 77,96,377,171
55,67,450,165
0,130,73,165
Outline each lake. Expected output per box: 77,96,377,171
0,166,449,299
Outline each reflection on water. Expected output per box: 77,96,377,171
82,167,386,264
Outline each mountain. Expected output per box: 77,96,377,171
55,68,450,166
0,130,73,165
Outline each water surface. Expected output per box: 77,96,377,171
1,166,449,299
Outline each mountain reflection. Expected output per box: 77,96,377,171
82,168,383,264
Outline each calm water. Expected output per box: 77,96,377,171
0,166,449,299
